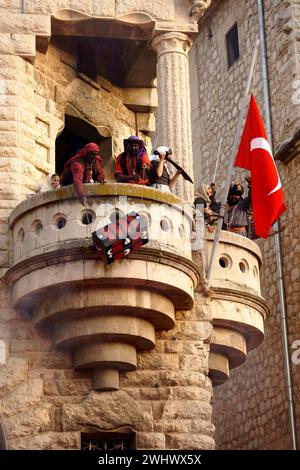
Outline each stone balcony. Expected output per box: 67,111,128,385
4,183,200,391
205,231,270,386
4,184,269,391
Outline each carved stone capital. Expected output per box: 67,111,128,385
151,32,193,59
190,0,212,23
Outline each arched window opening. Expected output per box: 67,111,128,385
55,114,113,178
81,427,136,451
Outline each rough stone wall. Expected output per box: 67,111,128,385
265,0,300,152
190,0,300,449
0,55,22,266
190,0,300,189
190,0,265,193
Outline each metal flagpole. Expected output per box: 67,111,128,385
213,137,223,183
257,0,297,450
206,39,260,286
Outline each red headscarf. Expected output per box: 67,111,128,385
63,143,101,170
77,143,100,157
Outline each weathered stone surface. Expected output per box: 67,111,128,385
175,321,211,341
0,107,17,121
43,378,92,396
137,353,179,370
0,13,50,35
155,419,191,433
0,34,36,57
9,339,52,353
0,251,9,266
9,431,80,450
161,370,208,387
3,403,53,438
0,378,43,417
160,400,212,420
191,419,215,435
0,358,28,398
0,133,18,148
0,1,22,12
165,433,215,450
8,320,35,340
179,354,208,372
139,387,172,401
136,432,166,450
172,386,211,401
62,391,154,432
23,351,73,370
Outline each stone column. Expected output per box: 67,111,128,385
152,32,194,202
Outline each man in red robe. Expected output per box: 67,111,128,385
61,142,105,206
115,136,151,185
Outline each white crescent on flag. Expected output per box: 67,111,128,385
250,137,282,196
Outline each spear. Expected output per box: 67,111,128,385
206,39,260,286
212,137,223,183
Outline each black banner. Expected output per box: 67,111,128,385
0,450,299,467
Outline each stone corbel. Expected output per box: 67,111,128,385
190,0,212,23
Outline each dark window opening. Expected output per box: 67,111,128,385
81,210,95,225
81,430,136,451
55,115,113,178
226,23,240,68
52,35,156,88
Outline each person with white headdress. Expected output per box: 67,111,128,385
40,173,60,192
150,146,181,193
194,184,218,232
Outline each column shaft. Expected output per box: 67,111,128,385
152,33,194,202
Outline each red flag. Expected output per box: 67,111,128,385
235,94,286,238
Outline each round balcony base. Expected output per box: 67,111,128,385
73,342,137,371
210,327,247,369
208,352,230,386
92,368,120,392
55,315,156,350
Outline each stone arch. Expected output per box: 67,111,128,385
55,108,113,179
54,76,138,168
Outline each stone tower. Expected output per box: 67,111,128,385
190,0,300,449
0,0,268,450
